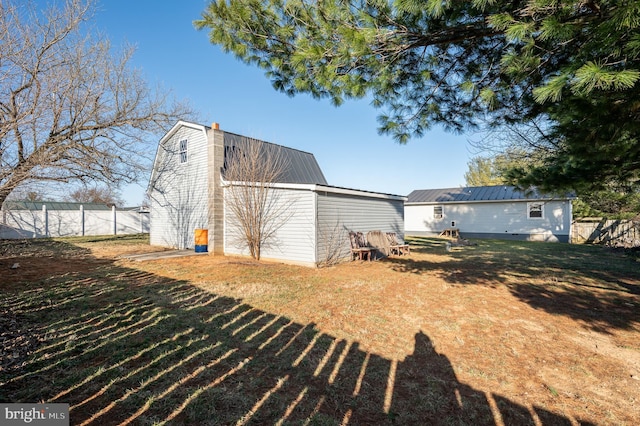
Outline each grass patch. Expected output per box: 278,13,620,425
1,235,639,425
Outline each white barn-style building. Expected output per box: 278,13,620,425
405,186,574,243
148,120,406,266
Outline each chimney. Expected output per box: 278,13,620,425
211,122,220,130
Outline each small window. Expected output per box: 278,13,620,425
179,139,188,163
434,205,443,220
528,202,544,219
223,145,238,170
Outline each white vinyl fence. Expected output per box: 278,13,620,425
0,205,150,239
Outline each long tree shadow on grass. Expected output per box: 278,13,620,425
0,246,587,424
392,238,640,333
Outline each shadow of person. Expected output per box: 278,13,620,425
386,330,491,424
388,331,580,425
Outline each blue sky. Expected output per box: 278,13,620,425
93,0,477,205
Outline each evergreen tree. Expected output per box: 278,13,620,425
196,0,640,192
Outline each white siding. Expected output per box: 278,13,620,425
316,192,405,262
149,124,209,249
223,185,405,266
405,200,571,242
223,187,316,265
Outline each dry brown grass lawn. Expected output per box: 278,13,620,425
1,235,638,425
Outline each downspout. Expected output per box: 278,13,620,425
313,189,318,266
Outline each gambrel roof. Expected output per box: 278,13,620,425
150,120,328,193
406,185,574,204
222,131,327,185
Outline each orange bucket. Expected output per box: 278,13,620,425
194,229,208,252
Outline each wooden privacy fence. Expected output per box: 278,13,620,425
0,204,149,239
571,218,640,247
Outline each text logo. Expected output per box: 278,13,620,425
1,404,68,425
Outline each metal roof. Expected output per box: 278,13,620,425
406,186,573,204
222,132,328,185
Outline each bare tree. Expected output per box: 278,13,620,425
67,185,124,206
0,0,192,208
223,139,292,261
468,119,552,165
4,183,51,202
317,219,348,267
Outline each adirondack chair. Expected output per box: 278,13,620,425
349,231,375,261
386,232,410,256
